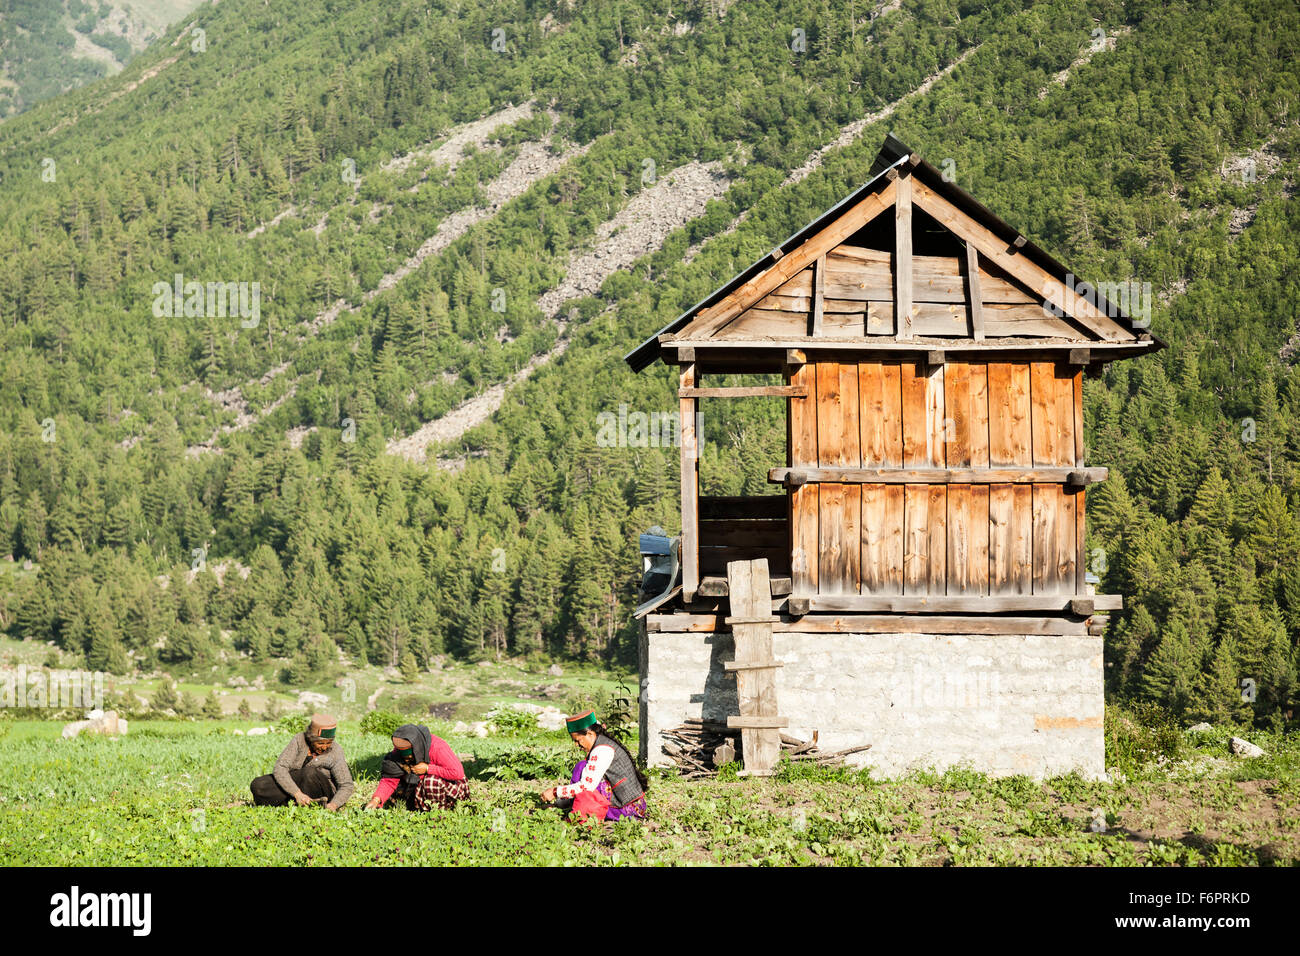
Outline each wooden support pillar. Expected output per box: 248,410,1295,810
964,241,985,341
680,362,699,603
811,254,825,336
895,173,913,340
725,559,785,776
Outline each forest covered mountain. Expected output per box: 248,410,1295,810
0,0,1297,729
0,0,204,118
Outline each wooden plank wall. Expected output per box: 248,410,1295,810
716,246,1081,340
787,359,1082,597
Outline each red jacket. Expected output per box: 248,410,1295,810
371,735,465,806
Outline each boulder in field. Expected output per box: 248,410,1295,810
61,709,127,739
1229,736,1265,758
1188,722,1213,732
547,664,563,677
536,708,566,732
61,720,91,739
247,727,271,736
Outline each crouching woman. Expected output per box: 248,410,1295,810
250,713,354,810
364,723,469,811
541,710,647,823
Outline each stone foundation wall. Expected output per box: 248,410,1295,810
639,629,1104,779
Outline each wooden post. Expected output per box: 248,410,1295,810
680,363,699,602
895,174,913,340
725,559,784,776
964,241,985,341
811,254,825,336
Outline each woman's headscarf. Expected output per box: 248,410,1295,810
381,723,433,785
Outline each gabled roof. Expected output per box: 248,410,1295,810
625,134,1163,371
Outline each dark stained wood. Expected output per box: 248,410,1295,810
700,496,788,520
698,519,788,548
699,544,789,576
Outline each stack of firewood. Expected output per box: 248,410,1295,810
660,718,871,777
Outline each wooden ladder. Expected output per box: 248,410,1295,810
724,558,787,776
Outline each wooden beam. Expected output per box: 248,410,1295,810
965,242,985,341
658,337,1156,356
679,385,808,398
807,594,1123,613
910,180,1132,341
679,363,699,602
811,254,825,336
646,613,1092,635
726,716,789,729
895,174,913,340
1068,348,1091,366
675,346,695,364
698,576,793,597
927,349,946,366
785,348,807,367
723,659,785,671
686,180,899,339
769,465,1108,485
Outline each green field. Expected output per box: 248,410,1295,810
1,716,1296,866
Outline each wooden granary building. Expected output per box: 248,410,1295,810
626,136,1161,778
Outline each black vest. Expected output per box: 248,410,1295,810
594,734,644,808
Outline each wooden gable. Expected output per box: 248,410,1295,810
626,139,1163,373
669,165,1139,350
